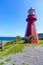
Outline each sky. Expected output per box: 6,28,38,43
0,0,43,37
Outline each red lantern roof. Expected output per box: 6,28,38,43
28,7,35,11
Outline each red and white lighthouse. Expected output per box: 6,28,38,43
25,7,39,43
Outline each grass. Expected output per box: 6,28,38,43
0,42,30,58
39,40,43,44
0,62,4,65
13,64,16,65
22,63,28,65
5,58,11,62
0,40,43,59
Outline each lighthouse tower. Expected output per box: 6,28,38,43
25,7,38,43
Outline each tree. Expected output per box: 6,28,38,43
28,35,35,43
14,36,21,44
25,35,35,43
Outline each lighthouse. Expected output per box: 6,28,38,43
25,7,39,43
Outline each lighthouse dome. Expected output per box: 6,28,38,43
28,7,35,15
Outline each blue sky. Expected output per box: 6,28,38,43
0,0,43,37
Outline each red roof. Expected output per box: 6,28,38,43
28,7,35,11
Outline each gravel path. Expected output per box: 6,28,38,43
0,45,43,65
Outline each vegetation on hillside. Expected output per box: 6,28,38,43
0,35,43,58
0,41,30,58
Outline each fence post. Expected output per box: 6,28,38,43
0,41,2,51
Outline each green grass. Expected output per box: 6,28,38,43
22,63,28,65
0,62,4,65
13,64,16,65
39,40,43,44
0,42,30,58
0,40,43,59
5,58,11,62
